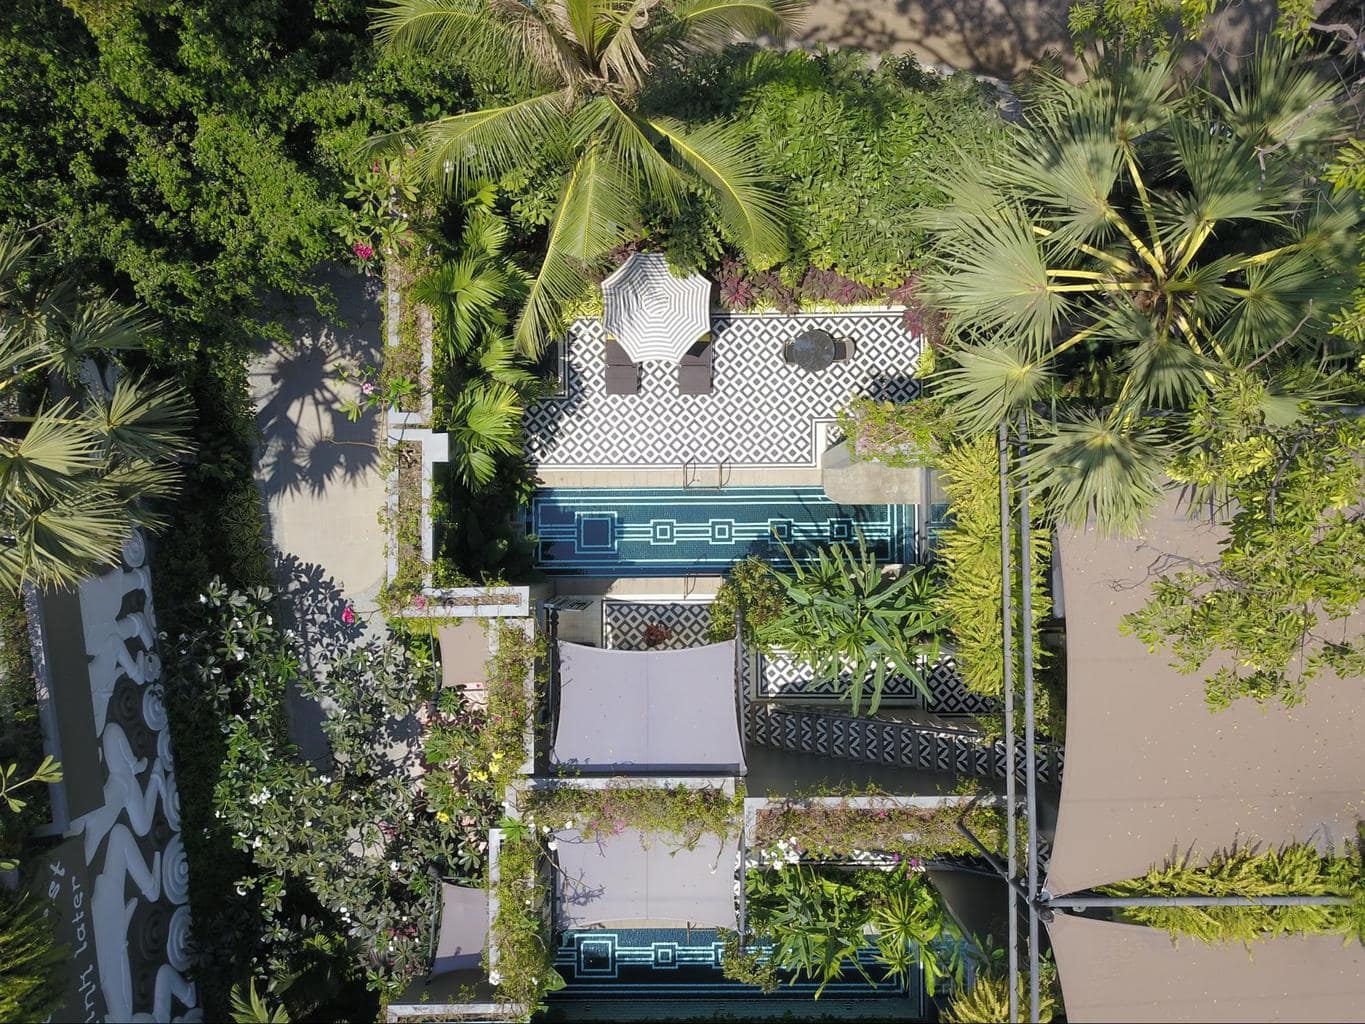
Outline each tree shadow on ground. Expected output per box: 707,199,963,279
254,265,384,501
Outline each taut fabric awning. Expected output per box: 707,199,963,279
1047,914,1365,1022
1046,496,1365,898
600,252,712,362
551,641,744,773
554,827,739,930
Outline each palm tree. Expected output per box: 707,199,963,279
760,536,949,715
370,0,802,354
0,224,192,591
921,46,1360,532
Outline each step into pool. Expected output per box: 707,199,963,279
529,487,916,576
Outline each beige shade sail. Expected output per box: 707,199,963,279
601,253,712,362
1046,496,1365,898
1047,913,1365,1023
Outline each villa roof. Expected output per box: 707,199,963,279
554,827,739,931
1047,496,1365,898
600,252,711,362
551,641,744,773
1047,914,1365,1022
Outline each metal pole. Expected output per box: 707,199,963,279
1046,895,1351,909
1019,414,1040,1023
998,421,1019,1024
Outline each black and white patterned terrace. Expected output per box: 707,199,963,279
525,310,922,470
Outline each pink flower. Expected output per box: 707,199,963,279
413,594,427,609
341,605,356,625
352,241,375,261
361,381,376,396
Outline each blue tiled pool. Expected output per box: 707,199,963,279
529,487,916,576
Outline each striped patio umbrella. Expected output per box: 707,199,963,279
600,252,712,362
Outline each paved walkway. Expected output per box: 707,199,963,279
250,265,388,617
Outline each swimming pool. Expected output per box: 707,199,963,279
529,487,916,576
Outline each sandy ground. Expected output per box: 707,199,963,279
796,0,1277,82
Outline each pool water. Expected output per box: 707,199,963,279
528,486,917,576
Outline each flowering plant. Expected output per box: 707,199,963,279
337,362,418,422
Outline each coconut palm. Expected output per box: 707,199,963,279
0,224,192,591
921,46,1360,532
370,0,802,354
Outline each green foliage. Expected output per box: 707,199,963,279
524,784,741,849
229,978,291,1024
922,45,1361,533
760,538,950,715
935,434,1059,735
941,961,1058,1023
706,48,1008,287
1123,390,1365,710
0,0,470,348
839,397,948,468
1067,0,1216,52
707,555,787,643
425,621,539,833
163,579,469,1012
0,590,47,868
488,826,562,1011
751,790,1006,863
0,225,192,591
743,864,965,998
373,0,803,354
0,890,67,1022
1100,838,1365,944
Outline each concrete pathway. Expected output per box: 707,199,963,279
249,265,390,762
249,265,388,618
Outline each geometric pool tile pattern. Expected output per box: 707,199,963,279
529,486,916,575
525,311,923,469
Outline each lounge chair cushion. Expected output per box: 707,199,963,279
678,363,712,395
605,363,640,394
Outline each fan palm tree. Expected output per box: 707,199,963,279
370,0,803,355
921,46,1360,532
0,224,192,591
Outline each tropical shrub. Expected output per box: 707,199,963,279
940,961,1058,1023
680,48,1008,287
0,890,67,1022
371,0,803,354
164,579,476,1009
935,434,1058,735
743,864,966,997
839,397,948,468
487,820,563,1012
524,784,740,848
760,538,950,714
707,556,787,643
921,45,1361,533
1100,838,1365,944
0,225,192,591
1122,388,1365,709
751,790,1006,863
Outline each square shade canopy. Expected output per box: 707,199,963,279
554,827,739,931
551,641,744,773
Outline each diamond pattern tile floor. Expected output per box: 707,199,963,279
525,311,922,470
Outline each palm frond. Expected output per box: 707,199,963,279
476,335,539,392
451,381,524,488
1003,114,1120,245
1221,42,1342,153
598,0,656,99
513,151,618,356
0,404,100,501
1112,308,1214,410
412,257,512,357
408,92,571,193
554,144,636,262
648,116,788,265
1025,415,1170,534
919,202,1070,348
667,0,806,52
0,224,39,306
575,98,687,211
49,296,152,383
372,0,520,79
932,342,1053,433
0,490,129,591
90,375,194,464
1215,253,1339,363
0,322,49,383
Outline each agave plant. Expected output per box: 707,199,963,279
370,0,802,354
0,224,192,591
922,45,1360,532
760,535,949,715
